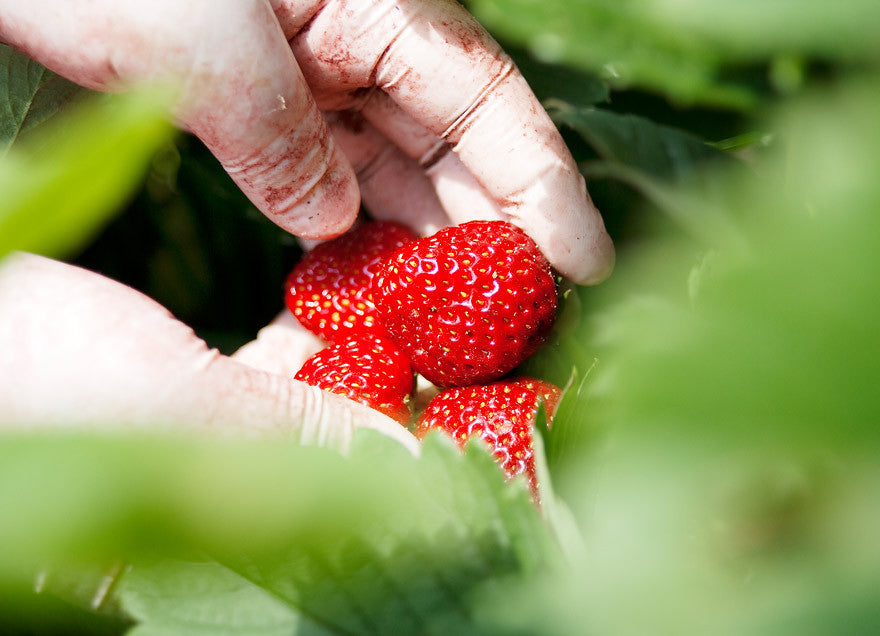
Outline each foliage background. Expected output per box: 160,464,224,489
2,0,879,634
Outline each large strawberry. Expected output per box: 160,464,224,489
371,220,557,387
285,221,417,343
416,378,562,500
294,335,414,425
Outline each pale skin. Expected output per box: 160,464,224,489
0,0,614,443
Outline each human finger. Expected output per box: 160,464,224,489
0,0,359,240
355,90,503,227
231,310,325,378
325,110,448,236
0,253,417,454
285,0,614,283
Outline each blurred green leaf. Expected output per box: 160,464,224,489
121,561,332,636
205,433,555,635
648,0,880,63
546,100,749,246
539,364,600,477
560,77,880,634
486,75,880,636
0,429,556,635
0,90,174,261
471,0,880,108
590,79,880,450
0,44,85,154
469,0,757,108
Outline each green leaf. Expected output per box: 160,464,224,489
544,101,750,246
647,0,880,63
208,433,554,635
589,79,880,451
121,561,334,636
540,364,599,476
0,44,86,154
468,0,757,108
471,0,880,108
0,89,174,261
549,101,731,182
0,428,555,634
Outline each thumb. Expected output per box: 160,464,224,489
0,253,416,454
230,310,325,378
200,356,419,454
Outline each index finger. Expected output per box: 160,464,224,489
289,0,614,284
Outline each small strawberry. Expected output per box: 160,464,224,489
372,220,557,387
416,378,562,500
294,335,414,425
285,221,417,343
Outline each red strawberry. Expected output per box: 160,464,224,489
371,220,557,387
294,335,414,425
415,378,562,500
285,221,417,343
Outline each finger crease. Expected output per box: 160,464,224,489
418,141,452,171
372,13,417,89
439,56,515,144
354,144,396,185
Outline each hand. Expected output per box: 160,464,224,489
0,253,418,453
0,0,614,285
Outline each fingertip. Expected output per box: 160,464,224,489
219,133,361,241
572,227,616,286
273,151,362,240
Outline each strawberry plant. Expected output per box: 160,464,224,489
3,1,880,634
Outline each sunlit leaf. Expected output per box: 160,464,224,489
122,561,332,636
589,80,880,450
0,90,174,261
471,0,880,108
469,0,757,108
0,427,554,634
649,0,880,62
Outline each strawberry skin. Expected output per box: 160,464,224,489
285,221,417,343
416,378,562,499
372,220,557,387
294,336,414,425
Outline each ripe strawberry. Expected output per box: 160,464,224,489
294,335,414,425
371,220,557,387
285,221,417,343
415,378,562,500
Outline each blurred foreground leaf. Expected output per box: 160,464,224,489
122,561,331,636
469,0,756,108
0,89,174,261
471,0,880,107
535,77,880,635
649,0,880,63
591,80,880,448
0,428,558,635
